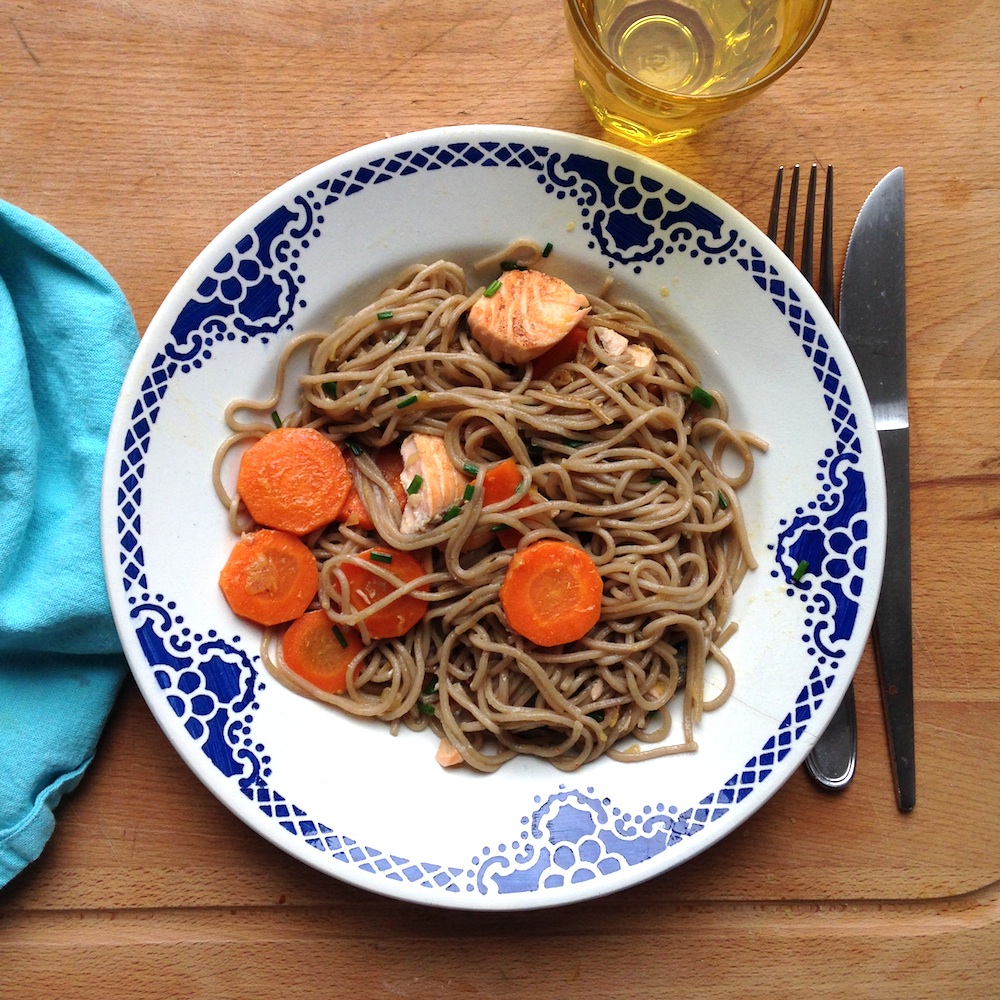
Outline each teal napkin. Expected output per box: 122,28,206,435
0,200,138,888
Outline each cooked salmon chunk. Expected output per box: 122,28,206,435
595,325,656,369
399,432,470,534
467,269,591,365
435,738,464,768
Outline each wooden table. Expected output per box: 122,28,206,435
2,1,998,995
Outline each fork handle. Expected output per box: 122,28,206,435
805,683,858,790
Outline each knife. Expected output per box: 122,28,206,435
839,167,915,812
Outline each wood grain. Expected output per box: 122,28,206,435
2,0,998,995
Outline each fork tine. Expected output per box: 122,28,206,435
801,164,818,286
819,164,835,315
768,166,783,243
770,163,835,319
783,164,800,260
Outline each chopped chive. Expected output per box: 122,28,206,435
588,709,605,723
462,461,479,477
490,523,506,533
718,491,729,510
562,438,587,448
418,702,436,716
376,309,393,320
331,625,348,649
346,436,364,456
270,410,282,428
648,474,664,484
442,505,462,522
792,559,809,582
369,550,393,564
542,242,553,258
484,278,503,297
423,675,439,696
322,381,338,399
690,385,715,408
406,474,424,495
514,480,525,495
463,483,475,502
500,261,519,271
397,394,419,409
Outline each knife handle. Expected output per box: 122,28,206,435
873,425,916,812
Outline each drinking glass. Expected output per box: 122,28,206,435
564,0,832,144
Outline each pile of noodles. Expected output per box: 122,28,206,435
214,244,766,772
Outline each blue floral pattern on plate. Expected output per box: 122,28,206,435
107,129,879,906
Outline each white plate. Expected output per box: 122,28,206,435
101,125,885,910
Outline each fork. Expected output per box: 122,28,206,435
768,163,859,792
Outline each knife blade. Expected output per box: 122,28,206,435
839,167,915,812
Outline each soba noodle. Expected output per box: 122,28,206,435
214,248,766,772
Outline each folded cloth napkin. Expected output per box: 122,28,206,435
0,200,137,889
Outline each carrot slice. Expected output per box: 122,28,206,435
531,324,589,380
499,539,602,646
281,610,364,694
482,457,533,549
338,447,407,531
461,458,530,551
341,546,428,639
481,457,523,505
237,426,352,535
219,529,318,626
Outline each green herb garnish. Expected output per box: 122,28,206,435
690,385,714,408
406,475,424,495
462,461,479,477
418,702,436,716
441,505,462,522
718,491,729,510
346,436,364,456
792,559,810,582
542,242,553,258
270,410,282,428
397,394,419,409
376,309,393,320
463,483,475,502
322,381,338,399
369,550,393,565
331,625,348,649
483,278,503,297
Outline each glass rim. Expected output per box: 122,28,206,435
565,0,834,104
